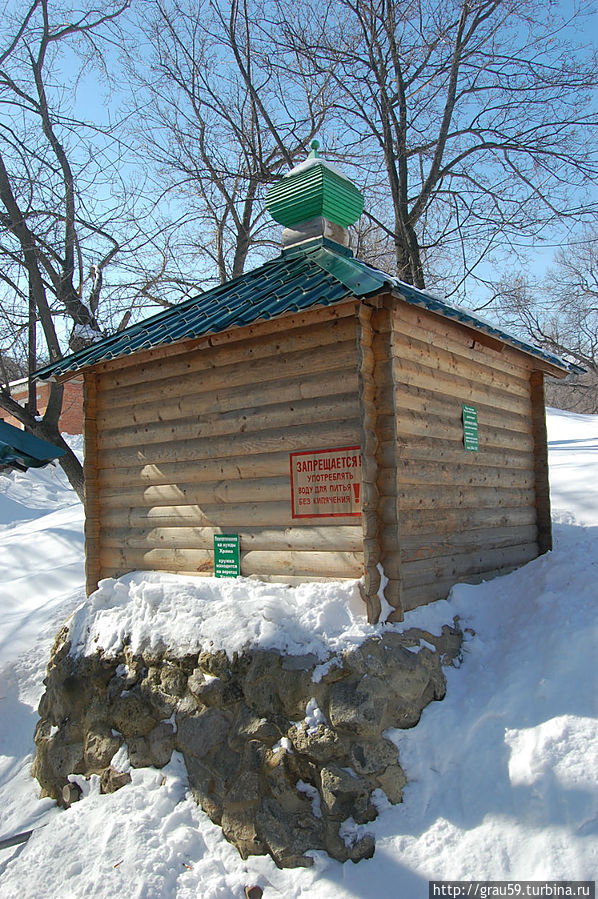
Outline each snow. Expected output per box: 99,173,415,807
0,411,597,896
72,323,101,342
284,155,354,183
67,572,376,662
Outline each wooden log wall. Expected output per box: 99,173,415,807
84,303,364,591
381,299,546,612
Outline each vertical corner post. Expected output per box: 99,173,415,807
530,370,552,554
83,371,101,594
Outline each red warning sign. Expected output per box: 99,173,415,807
290,446,362,519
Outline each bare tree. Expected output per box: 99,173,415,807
277,0,598,293
493,229,598,412
124,0,334,285
0,0,190,497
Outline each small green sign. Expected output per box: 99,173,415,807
462,404,479,452
214,534,240,578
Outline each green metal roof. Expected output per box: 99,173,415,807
34,238,581,383
0,420,66,471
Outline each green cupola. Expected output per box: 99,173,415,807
266,141,364,250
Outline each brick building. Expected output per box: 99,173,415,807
1,377,83,434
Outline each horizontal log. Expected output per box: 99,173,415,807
393,304,566,380
94,300,359,380
397,505,537,535
97,420,361,470
99,524,364,553
377,461,535,495
99,315,357,392
396,524,538,562
98,567,360,586
97,451,292,489
96,367,358,431
97,335,358,410
399,541,538,586
400,564,523,610
390,383,532,436
390,303,535,380
100,476,291,509
379,437,535,473
377,355,532,415
395,459,536,490
397,484,536,512
100,501,360,530
388,335,531,399
377,408,535,452
98,546,364,579
99,393,360,452
232,574,362,585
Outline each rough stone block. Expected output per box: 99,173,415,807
176,708,230,759
109,692,158,737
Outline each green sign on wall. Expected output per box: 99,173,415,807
462,404,479,452
214,534,240,577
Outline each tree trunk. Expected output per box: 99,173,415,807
395,226,425,288
57,441,85,502
0,383,86,504
34,417,85,503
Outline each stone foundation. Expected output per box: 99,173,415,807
33,622,461,867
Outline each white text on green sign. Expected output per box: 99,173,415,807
214,534,240,577
462,404,479,452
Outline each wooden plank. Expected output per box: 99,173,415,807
98,567,359,585
99,393,360,451
230,574,361,585
96,367,358,431
100,476,290,509
390,382,532,435
530,371,552,553
93,300,359,379
100,546,213,574
100,525,364,552
378,374,531,419
400,564,523,610
377,352,532,415
97,420,361,470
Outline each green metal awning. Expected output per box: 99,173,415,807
0,420,65,472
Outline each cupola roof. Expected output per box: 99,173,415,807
265,141,364,229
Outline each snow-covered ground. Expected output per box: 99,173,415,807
0,412,596,898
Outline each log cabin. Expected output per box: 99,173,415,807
35,143,580,622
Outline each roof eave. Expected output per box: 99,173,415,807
389,286,580,378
